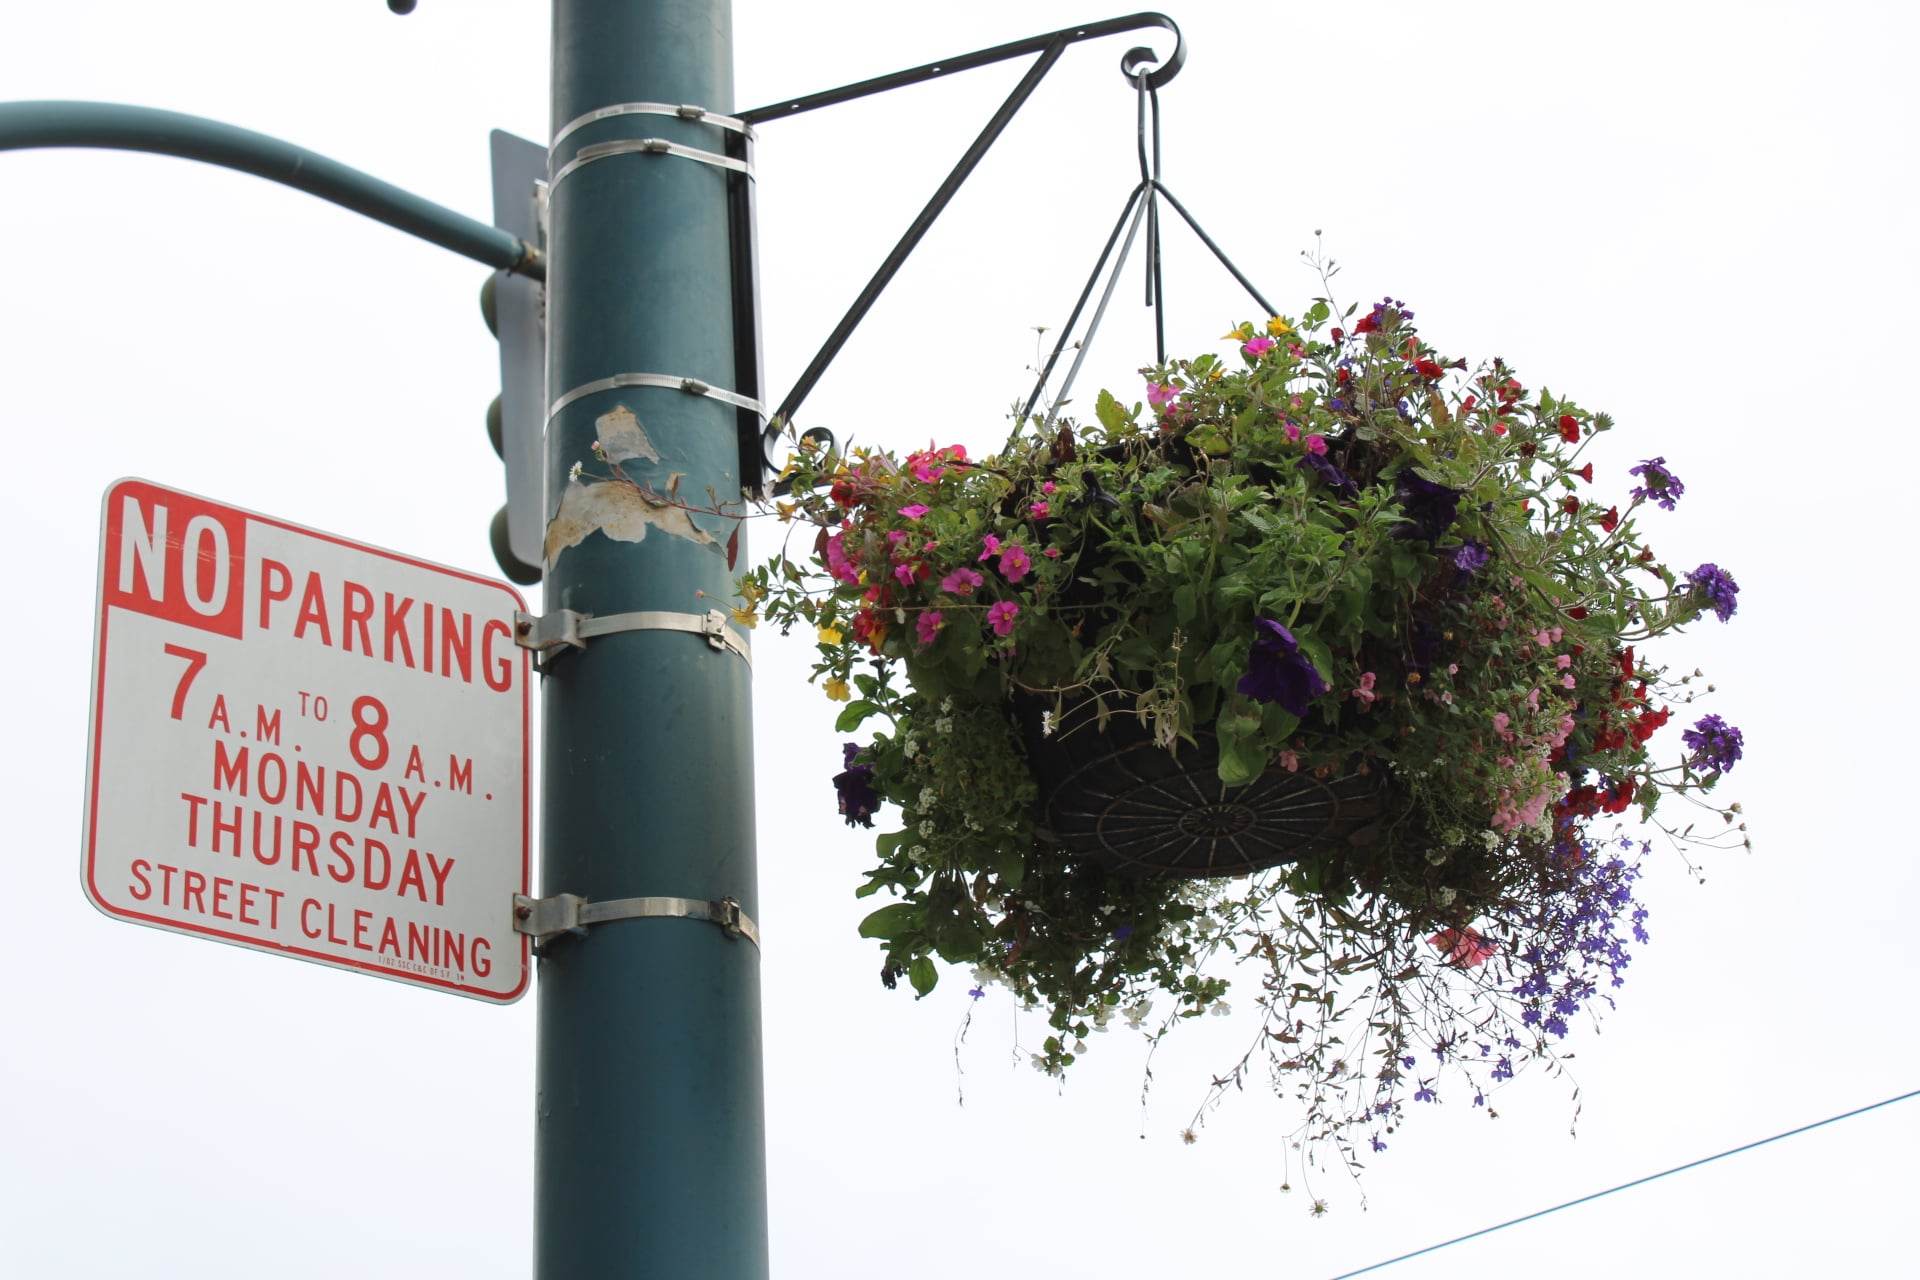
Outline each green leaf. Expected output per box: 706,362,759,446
1095,388,1130,433
908,955,939,997
994,845,1027,892
1173,583,1197,624
858,903,922,940
834,700,877,732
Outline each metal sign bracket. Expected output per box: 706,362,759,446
513,607,752,674
513,892,759,956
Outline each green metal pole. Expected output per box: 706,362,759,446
538,1,766,1276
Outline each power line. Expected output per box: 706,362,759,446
1329,1086,1920,1279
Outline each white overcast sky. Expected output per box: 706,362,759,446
4,2,1918,1277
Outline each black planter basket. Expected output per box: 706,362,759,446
1019,698,1395,880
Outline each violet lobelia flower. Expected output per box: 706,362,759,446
1453,540,1491,574
1629,456,1685,510
1686,563,1740,622
1681,714,1744,774
1394,471,1462,542
1236,619,1330,718
834,742,880,828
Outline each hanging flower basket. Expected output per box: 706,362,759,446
740,283,1747,1174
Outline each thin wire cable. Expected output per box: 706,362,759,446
1329,1086,1920,1279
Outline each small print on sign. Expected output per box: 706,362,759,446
81,479,531,1003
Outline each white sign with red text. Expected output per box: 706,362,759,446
81,478,531,1003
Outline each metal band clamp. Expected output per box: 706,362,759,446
547,371,766,424
514,892,760,952
514,607,752,672
550,136,753,188
551,101,754,150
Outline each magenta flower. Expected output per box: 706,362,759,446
1283,421,1302,443
998,544,1032,583
1029,500,1049,519
1043,547,1061,559
1305,434,1328,455
987,599,1020,637
898,503,930,520
915,610,945,647
1242,335,1276,358
825,532,860,585
940,567,984,596
1041,480,1057,494
893,562,921,588
978,533,1001,562
1147,381,1179,410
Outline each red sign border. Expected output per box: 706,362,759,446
81,477,533,1004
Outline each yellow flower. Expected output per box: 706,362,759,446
1220,322,1255,341
775,500,797,522
823,676,851,702
777,458,798,480
1266,316,1293,337
817,624,844,645
730,606,759,630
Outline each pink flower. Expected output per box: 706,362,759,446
1041,481,1057,494
998,544,1032,583
915,610,945,647
893,562,924,588
1043,547,1061,559
940,567,984,596
1430,926,1497,969
1278,750,1300,773
987,599,1020,637
1555,654,1573,670
1533,629,1555,647
1030,500,1049,519
1352,671,1378,706
1447,663,1460,675
1282,421,1302,443
898,503,930,520
1242,335,1276,358
825,532,860,585
1492,711,1512,738
1526,687,1542,712
886,529,910,549
977,534,1001,562
1560,673,1577,689
1305,434,1328,455
1147,381,1179,410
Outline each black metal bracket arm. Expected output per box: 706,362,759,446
733,14,1184,495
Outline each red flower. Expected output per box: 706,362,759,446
1492,419,1510,437
1561,496,1581,515
1619,646,1636,682
1558,414,1581,443
1337,366,1352,384
1597,505,1620,533
1354,312,1380,335
1414,358,1446,379
1461,394,1479,414
1575,462,1594,483
1601,779,1638,815
1566,606,1590,620
1429,926,1497,969
1630,705,1671,745
1330,326,1346,344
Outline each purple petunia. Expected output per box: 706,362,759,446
1686,563,1740,622
1236,619,1330,718
1453,540,1490,574
1682,714,1744,774
1394,471,1462,542
1629,457,1685,510
1299,451,1357,495
834,742,880,828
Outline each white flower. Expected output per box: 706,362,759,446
1123,998,1151,1029
902,736,919,759
917,786,938,809
568,460,584,482
1072,1039,1087,1055
1209,1000,1232,1018
1435,886,1457,908
918,820,935,838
